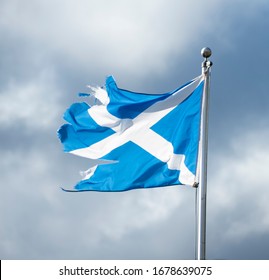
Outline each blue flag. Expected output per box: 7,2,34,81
57,75,204,192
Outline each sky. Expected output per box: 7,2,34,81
0,0,269,260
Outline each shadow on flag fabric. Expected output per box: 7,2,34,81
57,75,204,192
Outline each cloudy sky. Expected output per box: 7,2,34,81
1,0,269,260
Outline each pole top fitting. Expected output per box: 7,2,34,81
201,47,212,59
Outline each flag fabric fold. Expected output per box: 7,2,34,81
57,75,204,192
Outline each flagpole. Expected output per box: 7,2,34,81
196,47,212,260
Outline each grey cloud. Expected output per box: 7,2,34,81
1,0,269,260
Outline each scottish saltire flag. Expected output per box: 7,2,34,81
58,75,204,192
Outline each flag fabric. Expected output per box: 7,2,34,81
57,75,204,192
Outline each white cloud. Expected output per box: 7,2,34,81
1,0,268,70
0,0,227,76
96,187,184,240
208,127,269,242
0,68,62,128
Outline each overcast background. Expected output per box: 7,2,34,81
1,0,269,260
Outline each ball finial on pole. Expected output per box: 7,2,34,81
201,47,212,59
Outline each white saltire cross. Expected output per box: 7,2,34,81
71,76,203,185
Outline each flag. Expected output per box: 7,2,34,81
57,75,204,192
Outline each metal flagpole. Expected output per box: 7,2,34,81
195,47,213,260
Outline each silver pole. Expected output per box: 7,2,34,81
196,47,212,260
